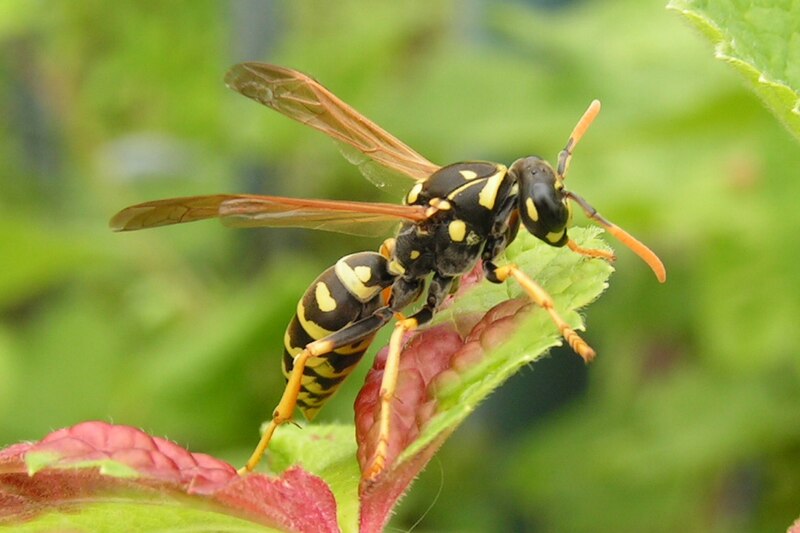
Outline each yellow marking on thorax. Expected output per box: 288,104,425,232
478,168,507,210
449,220,467,242
459,169,478,180
446,179,484,201
409,250,420,260
315,282,337,312
406,182,424,204
525,197,539,222
428,198,451,210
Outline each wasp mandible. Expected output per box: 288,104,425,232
111,63,666,481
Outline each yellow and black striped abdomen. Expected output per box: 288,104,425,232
282,252,395,420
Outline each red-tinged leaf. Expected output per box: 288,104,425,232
352,259,491,480
26,421,238,493
354,228,612,530
355,324,464,532
357,434,448,533
355,299,531,531
354,325,463,472
0,421,339,532
214,468,339,533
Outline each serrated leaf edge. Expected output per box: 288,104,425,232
397,228,611,465
667,0,800,139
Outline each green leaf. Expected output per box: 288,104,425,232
506,369,800,532
667,0,800,140
5,501,273,533
404,227,613,463
25,453,139,479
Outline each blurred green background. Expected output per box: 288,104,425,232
2,0,799,531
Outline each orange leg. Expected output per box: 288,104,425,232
361,318,414,482
567,239,616,261
238,339,334,475
493,264,596,363
240,306,398,474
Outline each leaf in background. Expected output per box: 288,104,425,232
354,227,613,531
0,421,338,533
668,0,800,140
505,368,800,532
0,219,102,309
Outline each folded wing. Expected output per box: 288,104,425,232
110,194,428,237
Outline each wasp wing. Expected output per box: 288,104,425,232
224,62,440,185
219,196,428,237
109,195,234,231
110,194,428,237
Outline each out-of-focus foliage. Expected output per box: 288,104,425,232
1,0,799,532
668,0,800,140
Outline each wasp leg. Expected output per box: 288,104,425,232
361,320,410,482
486,263,596,363
567,239,616,261
239,344,318,475
239,308,398,475
362,274,454,482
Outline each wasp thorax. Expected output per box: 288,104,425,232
510,156,571,247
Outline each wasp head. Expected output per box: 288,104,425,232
510,156,572,247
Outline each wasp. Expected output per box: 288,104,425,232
111,63,666,481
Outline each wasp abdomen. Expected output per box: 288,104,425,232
282,252,395,420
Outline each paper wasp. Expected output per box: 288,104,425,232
111,62,666,481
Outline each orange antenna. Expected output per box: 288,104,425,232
567,190,666,283
557,99,601,179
